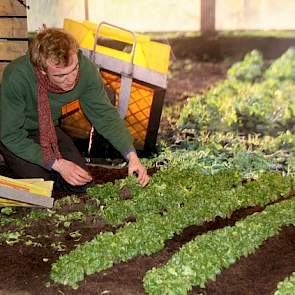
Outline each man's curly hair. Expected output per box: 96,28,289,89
29,28,79,70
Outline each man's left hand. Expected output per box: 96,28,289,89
127,151,149,187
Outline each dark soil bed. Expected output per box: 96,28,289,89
1,36,295,295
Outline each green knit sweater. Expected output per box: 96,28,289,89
0,50,133,168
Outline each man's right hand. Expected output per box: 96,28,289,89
52,159,92,186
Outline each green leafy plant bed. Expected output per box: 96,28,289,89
50,170,294,289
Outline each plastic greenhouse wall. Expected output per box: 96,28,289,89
26,0,295,33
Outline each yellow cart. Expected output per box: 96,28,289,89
62,19,170,155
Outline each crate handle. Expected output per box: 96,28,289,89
91,21,137,74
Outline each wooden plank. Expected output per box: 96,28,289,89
0,0,27,16
0,40,27,60
0,62,9,83
200,0,216,34
0,18,28,38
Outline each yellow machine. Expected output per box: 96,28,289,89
62,19,170,156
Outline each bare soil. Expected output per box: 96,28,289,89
1,36,295,295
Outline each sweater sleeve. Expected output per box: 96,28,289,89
79,61,134,156
0,68,44,167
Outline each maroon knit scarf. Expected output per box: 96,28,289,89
35,68,80,167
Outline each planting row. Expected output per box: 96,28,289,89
87,168,242,225
147,130,295,178
143,194,295,294
178,48,295,136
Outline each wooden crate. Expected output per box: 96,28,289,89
0,0,28,83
